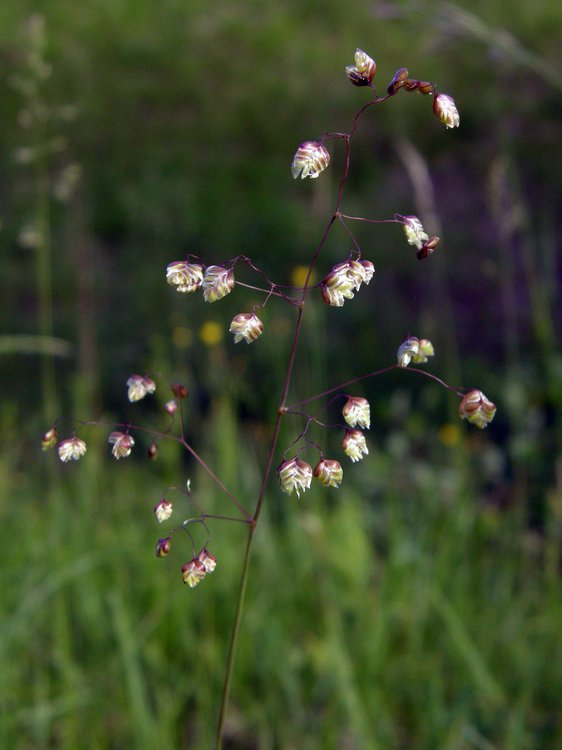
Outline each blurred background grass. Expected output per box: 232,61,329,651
1,0,561,747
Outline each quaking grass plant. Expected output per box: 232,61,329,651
43,49,497,748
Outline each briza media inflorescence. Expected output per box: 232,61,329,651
44,47,496,747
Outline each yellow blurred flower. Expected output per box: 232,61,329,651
438,423,461,446
291,265,315,288
199,321,223,347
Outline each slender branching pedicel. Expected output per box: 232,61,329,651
44,48,496,747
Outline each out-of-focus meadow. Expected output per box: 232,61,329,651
1,0,561,747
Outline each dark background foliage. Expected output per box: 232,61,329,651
1,1,561,748
3,0,560,518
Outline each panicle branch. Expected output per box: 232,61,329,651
46,45,493,584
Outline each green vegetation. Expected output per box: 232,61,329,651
1,0,561,747
2,415,561,748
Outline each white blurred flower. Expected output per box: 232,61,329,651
18,224,41,250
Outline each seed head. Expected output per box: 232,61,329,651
345,48,376,86
313,459,343,488
197,548,217,573
346,260,370,290
156,537,171,557
397,336,420,367
166,261,204,293
386,67,410,95
291,141,330,180
342,396,371,429
459,390,496,429
397,336,435,367
181,558,207,588
415,338,435,363
320,274,355,307
229,312,264,344
433,93,460,129
57,435,87,462
320,259,374,307
202,266,235,303
126,374,156,402
403,216,429,250
154,498,173,523
403,79,434,95
42,426,58,451
342,430,369,463
171,383,189,399
108,431,135,459
417,235,440,260
278,456,313,497
358,260,375,284
164,400,178,415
